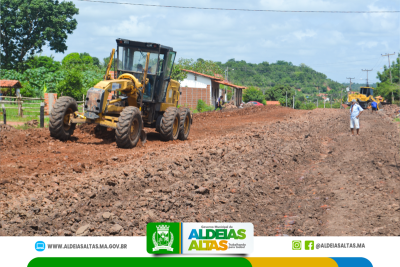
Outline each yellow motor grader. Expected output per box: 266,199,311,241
49,39,192,148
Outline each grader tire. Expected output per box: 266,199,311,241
49,96,78,140
115,106,142,148
178,107,191,140
159,107,180,141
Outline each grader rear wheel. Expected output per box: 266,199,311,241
49,96,78,140
115,106,142,148
159,107,180,141
178,107,191,140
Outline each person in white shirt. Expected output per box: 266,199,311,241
350,99,364,136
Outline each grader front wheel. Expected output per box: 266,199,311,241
49,96,78,140
160,107,180,141
178,107,191,140
115,106,142,148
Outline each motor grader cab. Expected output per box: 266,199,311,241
49,39,192,148
347,86,383,110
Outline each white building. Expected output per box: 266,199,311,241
179,69,245,109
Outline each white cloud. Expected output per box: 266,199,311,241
93,16,152,38
40,0,399,83
357,41,379,49
293,29,317,40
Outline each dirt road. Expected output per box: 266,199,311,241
1,106,399,236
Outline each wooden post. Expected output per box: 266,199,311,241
18,94,23,117
82,94,85,113
40,102,44,128
2,104,5,125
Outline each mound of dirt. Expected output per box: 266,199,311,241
382,104,400,119
24,120,38,127
0,124,15,132
243,102,254,108
1,106,400,237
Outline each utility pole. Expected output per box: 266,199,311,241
346,77,355,93
382,53,396,83
382,53,396,103
340,90,343,109
361,69,373,87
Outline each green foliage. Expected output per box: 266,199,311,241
92,57,100,66
171,61,188,81
262,99,267,105
294,100,302,109
80,52,93,65
300,102,317,110
243,86,265,103
216,60,342,93
25,55,61,72
0,0,79,70
266,84,296,107
172,58,223,81
196,99,214,112
375,54,400,103
62,53,82,66
56,70,83,100
377,54,400,85
374,81,400,103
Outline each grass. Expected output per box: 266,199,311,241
1,103,83,123
394,118,400,122
0,102,83,129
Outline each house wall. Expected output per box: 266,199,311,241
180,73,212,89
179,85,211,109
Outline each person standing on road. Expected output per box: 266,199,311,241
370,101,378,113
215,95,223,111
350,99,364,136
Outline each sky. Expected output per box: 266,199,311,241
43,0,400,84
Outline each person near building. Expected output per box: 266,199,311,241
350,99,364,136
215,95,223,111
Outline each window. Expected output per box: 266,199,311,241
119,47,158,74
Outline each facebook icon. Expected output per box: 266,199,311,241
35,241,46,252
305,241,314,250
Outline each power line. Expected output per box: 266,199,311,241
75,0,400,13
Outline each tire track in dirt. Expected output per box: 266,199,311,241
1,107,400,237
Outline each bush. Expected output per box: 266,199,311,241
62,53,82,67
300,102,316,110
196,99,214,112
243,86,265,103
56,70,83,100
294,100,302,109
262,99,267,105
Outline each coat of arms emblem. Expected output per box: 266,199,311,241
152,224,174,251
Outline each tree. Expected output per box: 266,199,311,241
80,52,93,65
25,55,61,72
62,52,82,66
265,84,294,101
92,57,100,67
56,70,83,100
0,0,79,70
171,58,223,81
243,86,265,103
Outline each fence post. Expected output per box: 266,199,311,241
40,102,45,128
293,95,295,109
82,94,85,113
18,95,23,117
2,104,5,125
